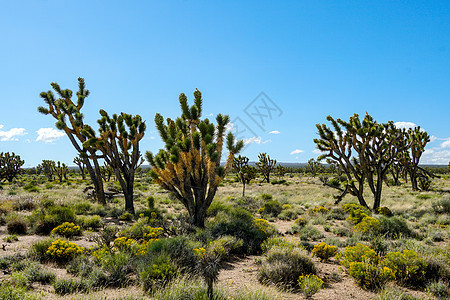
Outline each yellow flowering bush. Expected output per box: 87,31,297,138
46,239,84,262
353,217,381,235
311,205,329,214
113,236,137,251
298,274,324,297
51,222,81,238
348,262,395,290
312,242,338,261
376,206,393,216
340,243,380,267
381,250,429,288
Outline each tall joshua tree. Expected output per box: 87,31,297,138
0,152,24,182
146,90,243,227
256,153,276,183
73,155,86,180
314,113,410,210
54,161,69,183
83,111,146,214
38,78,106,204
37,160,56,181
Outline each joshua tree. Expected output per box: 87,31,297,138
305,158,324,177
73,155,86,180
54,161,69,183
314,113,410,211
145,89,243,227
38,78,106,204
37,160,56,181
100,164,114,182
83,111,146,214
233,155,250,196
398,127,430,191
275,164,287,178
0,152,24,182
256,153,276,183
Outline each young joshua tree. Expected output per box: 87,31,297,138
233,155,250,197
73,155,86,180
146,90,243,227
256,153,276,183
0,152,24,182
38,78,106,204
37,160,56,181
83,111,146,214
54,161,69,183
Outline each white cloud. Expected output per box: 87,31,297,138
430,135,438,143
36,128,65,143
0,124,27,141
441,138,450,148
312,149,323,154
269,130,280,135
290,149,304,155
421,148,450,164
394,121,417,130
243,136,271,145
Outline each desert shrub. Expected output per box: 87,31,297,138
369,235,389,256
208,236,243,259
119,217,163,240
0,282,39,300
51,222,82,238
78,215,103,230
331,226,351,237
294,217,308,227
426,280,449,299
53,278,90,295
432,198,450,214
207,200,232,217
39,198,54,208
92,225,119,249
298,225,324,241
210,207,276,254
328,207,346,220
298,274,324,298
28,238,55,262
278,208,298,220
23,262,56,284
381,250,429,288
74,201,92,214
94,250,134,287
340,243,380,268
261,200,282,217
3,234,19,243
12,197,36,211
66,255,94,277
347,262,394,290
258,246,316,288
47,206,77,224
261,237,298,254
46,239,84,263
260,193,273,200
374,286,421,300
378,216,413,238
353,216,381,236
271,179,287,185
119,212,133,221
376,207,393,216
7,217,28,235
138,253,178,292
151,275,228,300
23,184,39,193
312,242,338,261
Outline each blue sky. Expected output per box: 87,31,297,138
1,1,449,167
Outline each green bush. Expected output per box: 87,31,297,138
431,198,450,214
258,246,316,288
312,242,338,261
376,207,393,217
53,278,90,295
426,280,449,299
374,286,421,300
74,201,92,214
346,208,369,224
298,225,324,241
119,212,133,221
347,262,395,290
260,193,273,200
139,253,178,292
260,200,282,217
0,282,39,300
78,215,103,230
378,216,414,238
28,238,55,262
95,250,134,287
353,216,381,236
66,255,94,277
261,237,298,254
210,208,276,254
23,262,56,285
